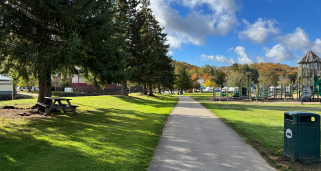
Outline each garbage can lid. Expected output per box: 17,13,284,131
284,111,320,117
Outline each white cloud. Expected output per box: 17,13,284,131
239,18,279,44
228,47,234,52
202,46,254,65
150,0,240,49
256,56,266,63
263,44,293,63
234,46,253,64
201,54,234,64
168,50,174,56
312,38,321,54
277,27,313,50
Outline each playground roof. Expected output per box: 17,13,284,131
298,50,321,64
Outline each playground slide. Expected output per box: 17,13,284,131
314,78,321,96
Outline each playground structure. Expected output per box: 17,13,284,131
212,50,321,102
213,75,252,101
213,83,295,101
253,84,294,100
297,50,321,102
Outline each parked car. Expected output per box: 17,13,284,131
222,87,239,93
222,87,228,92
32,87,39,91
17,86,28,91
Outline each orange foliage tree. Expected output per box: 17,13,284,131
202,73,215,87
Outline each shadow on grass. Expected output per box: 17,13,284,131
113,95,178,108
0,96,176,170
0,131,112,170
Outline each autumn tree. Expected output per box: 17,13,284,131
258,65,279,87
203,79,215,88
189,68,198,76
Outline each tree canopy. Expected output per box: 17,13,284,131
0,0,129,106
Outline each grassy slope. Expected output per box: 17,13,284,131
0,94,178,171
200,102,321,155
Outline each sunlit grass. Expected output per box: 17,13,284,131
182,92,216,100
0,94,178,171
201,101,321,155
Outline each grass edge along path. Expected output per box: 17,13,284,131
0,94,178,171
200,101,321,171
177,92,215,101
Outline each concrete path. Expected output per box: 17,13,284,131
17,92,38,96
149,96,275,171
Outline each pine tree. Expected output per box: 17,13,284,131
0,0,81,107
115,0,141,95
0,0,128,110
137,1,169,96
75,0,129,88
127,0,153,95
175,65,193,90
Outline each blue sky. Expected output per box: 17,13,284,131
150,0,321,67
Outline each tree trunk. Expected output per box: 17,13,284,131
149,84,154,96
27,86,32,92
158,84,161,94
143,84,147,94
12,83,16,100
37,69,52,112
122,81,128,96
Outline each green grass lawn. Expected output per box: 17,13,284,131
200,101,321,156
0,94,178,171
182,92,220,100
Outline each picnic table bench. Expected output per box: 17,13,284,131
36,97,79,116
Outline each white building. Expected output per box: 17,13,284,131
0,75,14,95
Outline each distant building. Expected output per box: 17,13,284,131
0,75,14,95
197,79,205,85
68,74,121,92
52,74,143,92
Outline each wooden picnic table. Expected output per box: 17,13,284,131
36,97,79,116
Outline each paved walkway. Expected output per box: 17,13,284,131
17,92,38,96
149,96,275,171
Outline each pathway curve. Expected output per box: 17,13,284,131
149,96,275,171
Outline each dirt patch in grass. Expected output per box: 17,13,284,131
221,118,321,171
0,109,45,119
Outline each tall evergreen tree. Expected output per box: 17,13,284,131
76,0,129,89
0,0,81,107
138,1,174,96
0,0,128,109
115,0,140,95
128,0,154,95
175,65,192,90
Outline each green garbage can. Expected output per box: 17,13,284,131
180,90,183,95
283,111,320,162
